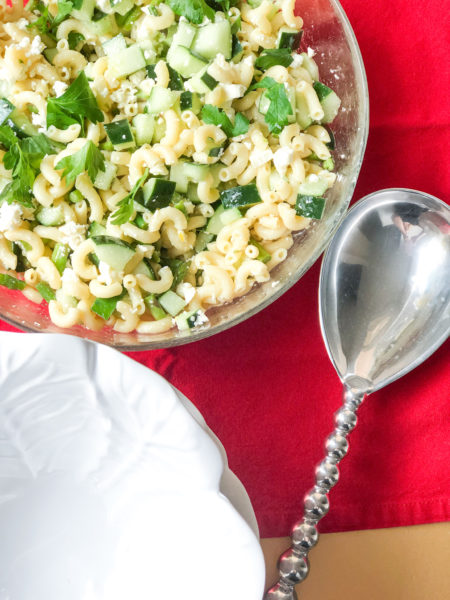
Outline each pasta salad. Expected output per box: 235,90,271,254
0,0,341,335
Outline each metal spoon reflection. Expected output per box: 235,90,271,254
265,189,450,599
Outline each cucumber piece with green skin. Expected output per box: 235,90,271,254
141,178,176,210
87,14,119,38
318,89,341,123
151,117,166,143
249,238,271,264
191,20,232,60
167,46,208,78
51,243,70,274
72,0,95,21
194,230,214,253
158,289,186,316
298,176,328,196
220,184,262,209
36,206,65,226
110,0,134,16
91,236,136,271
91,292,125,320
277,28,302,50
206,205,242,235
12,242,31,272
171,21,197,48
181,162,209,183
88,221,107,237
94,161,117,191
231,36,243,63
0,98,14,125
114,5,142,33
187,181,200,203
180,91,201,113
0,273,25,290
144,293,167,320
104,119,135,150
146,64,183,91
169,162,188,193
102,34,127,57
43,48,58,64
175,309,208,331
295,195,326,219
146,86,179,115
187,67,218,95
133,258,155,279
325,126,335,149
7,110,38,138
109,44,146,77
36,281,56,302
133,114,155,146
295,88,313,129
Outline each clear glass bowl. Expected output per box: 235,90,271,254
0,0,369,350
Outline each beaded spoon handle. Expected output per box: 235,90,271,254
264,190,450,599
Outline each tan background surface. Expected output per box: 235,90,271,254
261,522,450,599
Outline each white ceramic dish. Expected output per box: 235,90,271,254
0,332,265,600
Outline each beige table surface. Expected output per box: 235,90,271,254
261,522,450,599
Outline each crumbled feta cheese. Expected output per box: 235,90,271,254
191,310,209,327
243,140,252,149
53,80,68,97
97,261,122,286
184,201,195,214
250,148,273,168
61,268,78,284
221,83,246,101
291,53,303,68
176,282,196,304
96,0,112,13
0,202,22,232
59,221,87,251
27,36,45,57
308,174,319,183
16,18,29,31
307,47,316,58
273,147,294,175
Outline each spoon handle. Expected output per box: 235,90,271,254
264,386,365,600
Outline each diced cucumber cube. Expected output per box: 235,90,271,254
169,162,188,193
92,236,136,271
295,195,326,219
111,0,134,16
206,206,242,235
194,231,214,253
277,28,302,50
94,161,117,191
191,20,232,60
320,90,341,124
72,0,95,21
298,176,328,197
88,221,107,237
180,91,201,114
133,114,155,145
171,21,197,48
104,119,135,150
141,178,176,210
87,14,118,38
36,206,65,226
146,86,179,114
109,44,146,78
220,184,262,209
103,34,127,57
51,243,70,274
158,290,187,316
181,162,209,183
167,45,208,78
133,258,155,279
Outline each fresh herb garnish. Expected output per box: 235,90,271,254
0,125,19,150
46,72,104,131
255,48,294,70
55,140,105,185
201,105,249,138
27,0,74,37
167,0,214,24
251,77,293,134
111,170,148,225
68,31,85,50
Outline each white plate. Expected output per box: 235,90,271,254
0,332,265,600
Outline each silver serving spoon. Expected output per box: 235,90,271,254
265,188,450,599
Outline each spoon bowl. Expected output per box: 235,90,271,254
265,189,449,599
320,188,450,393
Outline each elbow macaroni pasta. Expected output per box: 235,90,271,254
0,0,340,334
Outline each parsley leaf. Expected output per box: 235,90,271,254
167,0,214,24
46,72,104,131
1,145,35,208
111,170,148,226
55,140,105,185
27,0,73,36
250,77,292,135
0,126,19,150
255,48,294,70
201,105,249,138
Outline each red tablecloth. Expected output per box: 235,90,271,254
1,0,449,538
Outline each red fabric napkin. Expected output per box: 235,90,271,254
1,0,449,538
